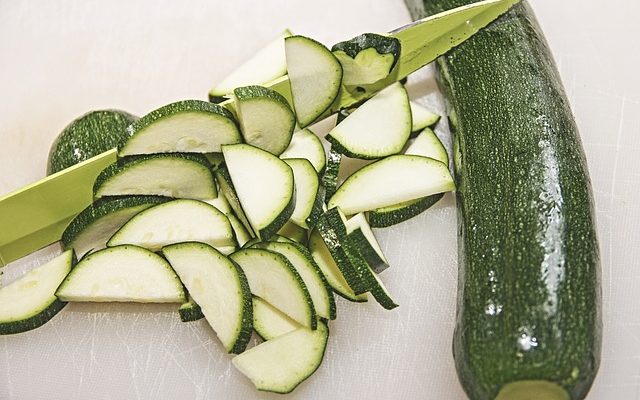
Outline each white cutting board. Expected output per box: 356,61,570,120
1,1,639,399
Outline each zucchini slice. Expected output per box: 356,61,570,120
328,155,454,215
285,35,342,127
308,230,366,303
367,193,444,228
345,213,389,273
255,241,336,321
230,248,315,330
405,127,448,165
107,199,236,253
279,129,326,174
61,195,171,258
163,242,252,354
205,195,253,247
326,82,411,159
283,158,324,230
252,296,300,341
214,167,256,238
94,154,216,200
56,245,185,303
232,321,329,394
119,100,241,156
332,33,401,86
409,101,440,133
0,250,74,335
209,29,292,101
234,85,295,156
47,109,137,174
321,146,342,200
178,295,204,322
276,221,308,244
222,144,295,239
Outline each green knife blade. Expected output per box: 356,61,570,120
0,0,518,266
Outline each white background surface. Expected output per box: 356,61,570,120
1,1,639,399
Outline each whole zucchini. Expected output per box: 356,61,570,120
405,1,601,399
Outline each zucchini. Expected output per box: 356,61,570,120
332,33,401,87
178,296,204,322
405,127,449,165
282,158,324,230
234,85,295,156
94,153,216,200
47,109,137,174
0,250,74,335
409,101,440,133
276,221,308,245
252,296,301,341
119,100,241,156
279,128,326,174
366,193,444,228
407,1,602,399
321,146,342,200
345,213,389,273
214,167,256,238
61,195,171,258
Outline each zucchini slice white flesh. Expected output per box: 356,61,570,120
252,296,300,341
107,199,236,253
222,144,295,239
214,168,256,238
409,101,440,133
230,249,315,329
163,243,252,354
119,100,241,156
256,241,336,321
326,82,411,159
285,35,342,128
205,195,253,247
283,158,323,229
232,321,329,394
345,213,389,273
94,154,216,200
56,245,185,303
0,250,74,335
328,155,454,215
209,30,292,99
279,129,326,174
405,127,448,165
308,230,367,303
62,195,171,258
234,85,295,156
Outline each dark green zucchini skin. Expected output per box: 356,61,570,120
47,110,137,174
406,1,601,399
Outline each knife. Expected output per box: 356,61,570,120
0,0,519,266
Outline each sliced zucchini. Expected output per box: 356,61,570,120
61,195,171,258
405,127,448,165
252,296,300,341
232,321,329,394
332,33,401,86
315,208,366,295
205,195,253,247
285,35,342,127
410,102,440,133
326,82,411,159
308,230,366,303
277,221,308,244
234,85,295,156
178,295,204,322
107,199,236,253
345,213,389,273
214,167,256,237
321,147,342,200
209,29,292,101
230,249,315,329
94,154,216,200
328,155,454,215
119,100,240,156
163,242,252,354
0,250,74,335
367,193,444,228
222,144,294,239
204,152,225,170
256,241,336,321
283,159,323,229
47,109,137,174
279,129,326,174
56,245,186,303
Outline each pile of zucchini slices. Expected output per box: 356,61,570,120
1,30,453,394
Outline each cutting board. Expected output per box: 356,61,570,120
1,1,639,399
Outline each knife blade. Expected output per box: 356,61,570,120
0,0,518,266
